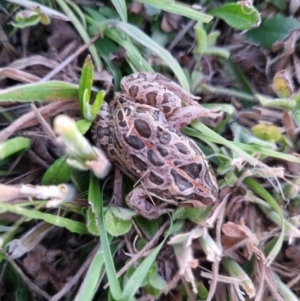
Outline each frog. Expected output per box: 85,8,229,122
92,72,219,219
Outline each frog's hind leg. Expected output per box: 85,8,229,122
167,105,223,130
126,186,173,219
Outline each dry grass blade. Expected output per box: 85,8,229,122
0,101,79,142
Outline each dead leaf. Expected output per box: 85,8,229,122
222,219,259,258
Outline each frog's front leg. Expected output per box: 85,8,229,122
126,186,173,219
167,105,223,130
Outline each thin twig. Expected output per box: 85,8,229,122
41,33,102,82
0,101,79,142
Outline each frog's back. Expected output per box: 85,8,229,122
111,94,218,205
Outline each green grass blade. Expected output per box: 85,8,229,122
6,0,70,20
79,55,94,116
88,173,122,300
111,0,127,22
103,30,154,73
116,21,189,91
136,0,212,23
93,19,189,91
243,178,284,266
76,245,105,301
121,221,173,300
55,0,102,71
0,137,31,160
184,124,300,164
0,203,88,234
0,81,78,102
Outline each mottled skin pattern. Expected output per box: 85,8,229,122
92,72,219,219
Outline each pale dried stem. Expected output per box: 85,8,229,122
206,193,229,301
30,103,57,142
0,101,79,142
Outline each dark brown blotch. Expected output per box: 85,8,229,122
146,91,158,106
162,106,172,114
118,94,128,104
157,127,172,144
97,126,111,139
175,142,191,155
117,110,124,122
131,154,148,172
149,171,164,185
155,74,171,82
137,72,147,79
124,107,131,116
189,140,203,156
143,84,154,89
113,138,123,151
117,111,126,127
171,169,193,191
134,119,152,138
156,145,169,157
163,92,173,103
136,107,147,114
179,163,202,180
123,134,145,150
147,150,164,166
129,85,139,98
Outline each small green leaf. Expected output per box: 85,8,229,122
0,137,31,160
13,10,40,28
33,7,51,25
105,207,132,236
42,156,72,185
185,207,212,224
204,46,230,58
39,13,51,25
247,15,300,49
210,3,260,31
256,94,296,110
230,122,276,149
194,22,207,54
79,55,94,115
173,207,212,224
92,91,105,119
252,123,282,142
76,119,92,134
272,70,293,98
145,284,161,298
109,206,136,220
83,89,93,120
148,273,168,291
135,216,161,238
206,31,220,47
86,206,100,235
